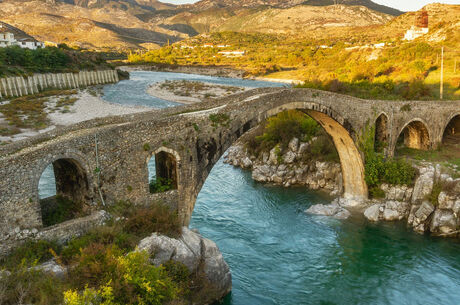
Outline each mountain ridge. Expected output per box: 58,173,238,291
182,0,403,15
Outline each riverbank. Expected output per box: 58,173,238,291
146,80,250,104
225,129,460,238
0,87,149,143
119,64,246,79
119,64,301,86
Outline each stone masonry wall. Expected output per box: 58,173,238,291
0,87,458,245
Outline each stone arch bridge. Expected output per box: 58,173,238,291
0,88,459,237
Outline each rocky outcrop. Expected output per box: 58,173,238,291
305,200,351,219
225,138,342,196
32,259,67,278
138,227,231,303
364,164,460,237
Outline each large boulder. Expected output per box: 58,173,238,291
201,237,232,297
288,137,299,152
412,167,435,203
137,227,232,302
438,192,457,210
252,165,271,182
32,260,67,278
408,201,435,233
305,203,351,219
364,204,381,222
268,146,280,165
283,151,296,164
138,231,200,272
383,201,410,221
430,210,458,235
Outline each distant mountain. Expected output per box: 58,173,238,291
183,0,403,16
181,0,305,11
50,0,175,11
165,3,393,35
302,0,403,16
0,0,185,50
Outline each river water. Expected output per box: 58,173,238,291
40,71,460,305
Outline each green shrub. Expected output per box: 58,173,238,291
0,239,61,269
64,251,179,305
428,182,443,206
256,110,320,151
209,113,230,128
369,186,385,199
40,195,87,227
69,243,122,289
123,203,181,239
149,177,174,193
0,262,68,305
360,121,416,188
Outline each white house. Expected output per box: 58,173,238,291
218,50,246,57
0,23,44,50
404,26,429,41
0,31,15,48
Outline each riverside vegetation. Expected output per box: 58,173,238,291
237,110,417,192
0,201,222,305
128,31,459,100
0,45,114,77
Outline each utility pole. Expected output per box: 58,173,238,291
440,46,444,100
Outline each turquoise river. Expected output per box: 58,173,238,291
39,71,460,305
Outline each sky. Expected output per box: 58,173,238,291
160,0,460,11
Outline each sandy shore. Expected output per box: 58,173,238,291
0,90,150,143
48,91,149,126
146,80,250,104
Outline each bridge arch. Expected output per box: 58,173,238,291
442,113,460,144
36,151,91,203
395,119,431,152
147,147,181,193
185,100,368,223
374,112,389,153
267,102,367,201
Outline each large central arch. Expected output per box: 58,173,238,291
264,102,367,201
184,100,368,224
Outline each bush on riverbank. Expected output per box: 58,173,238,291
0,46,112,77
245,110,339,162
359,123,417,197
0,202,195,305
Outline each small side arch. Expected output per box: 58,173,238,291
396,119,431,151
147,147,181,193
442,113,460,145
374,112,389,153
35,151,91,203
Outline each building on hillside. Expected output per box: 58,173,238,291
404,10,429,41
218,50,246,57
0,22,45,49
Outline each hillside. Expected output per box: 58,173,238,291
129,4,460,100
183,0,403,15
0,0,404,50
216,5,393,34
164,4,393,36
0,0,185,50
